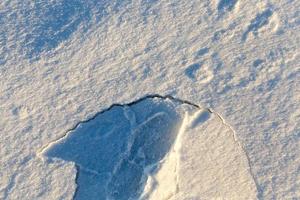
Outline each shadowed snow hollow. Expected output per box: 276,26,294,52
41,97,257,199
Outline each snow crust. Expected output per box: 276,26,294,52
142,106,257,200
40,97,256,199
1,0,299,199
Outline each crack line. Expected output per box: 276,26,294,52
208,108,260,199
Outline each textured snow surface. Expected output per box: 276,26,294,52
0,0,299,199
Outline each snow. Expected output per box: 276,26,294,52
41,97,193,199
0,0,299,199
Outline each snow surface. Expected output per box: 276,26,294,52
0,0,299,199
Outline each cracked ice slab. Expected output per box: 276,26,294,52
41,96,257,199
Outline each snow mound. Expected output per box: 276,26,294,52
41,96,257,199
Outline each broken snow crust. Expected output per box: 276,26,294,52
40,96,256,199
1,0,299,199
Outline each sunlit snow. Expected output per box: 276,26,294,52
1,0,299,199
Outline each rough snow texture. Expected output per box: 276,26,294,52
0,0,299,199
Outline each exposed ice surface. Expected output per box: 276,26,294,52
1,0,299,199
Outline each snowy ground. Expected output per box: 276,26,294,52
0,0,299,199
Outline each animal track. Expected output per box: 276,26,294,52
184,48,217,84
184,62,214,84
212,22,237,42
253,59,264,67
195,47,210,58
185,63,202,79
217,0,238,14
242,9,274,41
